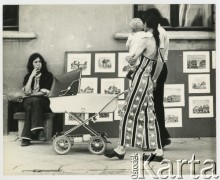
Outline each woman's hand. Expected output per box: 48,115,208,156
30,68,40,78
126,56,137,66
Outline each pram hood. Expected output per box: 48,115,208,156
49,69,82,97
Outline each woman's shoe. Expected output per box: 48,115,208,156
21,139,30,146
104,149,125,160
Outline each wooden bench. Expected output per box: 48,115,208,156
13,112,54,140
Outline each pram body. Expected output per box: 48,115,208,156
49,68,123,155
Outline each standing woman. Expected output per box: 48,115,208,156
21,53,53,146
105,14,164,161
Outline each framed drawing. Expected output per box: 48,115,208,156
80,78,98,94
163,84,185,107
183,51,210,73
101,78,125,99
66,52,91,75
114,100,125,120
189,96,214,118
95,113,113,122
118,52,130,77
212,51,216,69
95,53,115,73
65,113,89,125
165,108,182,128
188,74,210,93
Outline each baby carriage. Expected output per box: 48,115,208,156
49,68,125,155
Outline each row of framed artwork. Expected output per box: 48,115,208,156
64,50,215,127
65,95,213,127
66,51,216,76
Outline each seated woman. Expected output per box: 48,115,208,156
21,53,53,146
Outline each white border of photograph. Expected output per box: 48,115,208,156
66,53,91,75
165,108,182,128
212,51,216,69
118,52,130,77
79,78,98,94
188,74,210,93
114,100,125,120
96,113,113,122
65,113,89,125
101,78,125,99
95,53,116,73
189,96,214,118
183,51,210,73
163,84,185,107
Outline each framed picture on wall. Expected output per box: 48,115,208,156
118,52,130,77
212,51,216,69
114,100,125,120
80,78,98,94
189,96,214,118
66,52,91,75
188,74,210,93
95,53,116,73
163,84,185,107
95,113,113,122
101,78,125,99
183,51,210,73
165,108,182,127
65,113,89,125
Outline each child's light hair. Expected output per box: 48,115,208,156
129,18,144,32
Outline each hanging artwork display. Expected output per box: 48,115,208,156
163,84,185,107
95,53,116,73
189,96,214,118
183,51,210,73
65,113,89,125
114,100,125,120
80,78,98,94
66,52,91,75
118,52,130,77
188,74,210,93
101,78,125,99
165,108,182,127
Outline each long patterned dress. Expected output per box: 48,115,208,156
119,55,162,150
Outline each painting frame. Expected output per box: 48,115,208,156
101,78,125,99
189,96,214,118
94,53,116,73
114,100,125,120
188,74,210,93
118,52,130,77
165,108,183,128
212,51,216,69
80,77,98,94
95,113,113,122
183,51,210,73
65,113,89,125
65,52,91,75
163,84,185,107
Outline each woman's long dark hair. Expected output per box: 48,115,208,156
143,13,160,48
27,53,48,73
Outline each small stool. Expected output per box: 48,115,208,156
13,112,54,140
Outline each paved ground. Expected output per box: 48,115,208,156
3,133,216,177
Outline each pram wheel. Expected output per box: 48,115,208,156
88,136,106,155
53,135,72,155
